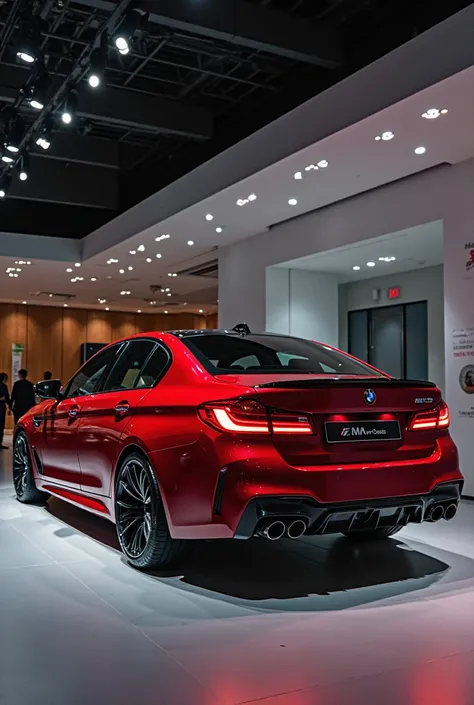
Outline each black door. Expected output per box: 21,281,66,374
348,301,428,379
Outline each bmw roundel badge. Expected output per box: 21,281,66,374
364,389,376,405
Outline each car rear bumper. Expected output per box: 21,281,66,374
233,481,464,539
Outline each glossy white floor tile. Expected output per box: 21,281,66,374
1,437,473,705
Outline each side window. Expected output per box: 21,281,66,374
135,345,169,387
103,340,156,392
65,346,122,398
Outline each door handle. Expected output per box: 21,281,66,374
68,407,79,419
115,402,130,417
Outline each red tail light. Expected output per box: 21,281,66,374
409,402,450,431
199,398,313,435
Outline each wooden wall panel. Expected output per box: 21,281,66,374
86,311,112,344
25,306,63,385
62,309,88,384
109,312,136,341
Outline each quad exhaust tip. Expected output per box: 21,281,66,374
444,503,457,521
287,519,307,540
258,520,286,541
429,505,444,522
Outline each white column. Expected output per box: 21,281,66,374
444,214,474,496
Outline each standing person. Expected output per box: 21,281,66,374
11,369,36,425
43,371,53,381
0,372,11,450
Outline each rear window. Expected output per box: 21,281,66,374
181,334,383,376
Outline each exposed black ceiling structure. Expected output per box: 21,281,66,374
0,0,472,239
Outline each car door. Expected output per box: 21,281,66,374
35,345,123,487
77,339,169,495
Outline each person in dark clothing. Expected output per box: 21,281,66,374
0,372,11,449
43,371,53,381
11,369,36,425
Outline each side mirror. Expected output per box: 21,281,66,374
35,379,63,400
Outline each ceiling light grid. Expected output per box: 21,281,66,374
294,160,329,180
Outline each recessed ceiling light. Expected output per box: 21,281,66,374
205,214,213,221
167,292,172,297
294,171,303,180
414,146,426,155
165,287,170,292
90,277,97,281
155,233,171,242
248,193,257,202
199,309,204,314
353,266,361,271
375,131,394,141
74,262,81,267
128,266,133,271
137,245,145,252
146,258,152,263
164,310,168,314
288,198,298,206
187,240,194,246
66,268,73,273
422,108,448,120
119,269,125,274
49,294,53,298
317,160,329,168
156,253,162,259
137,310,141,313
367,261,376,267
22,301,27,304
105,307,109,311
216,227,223,233
305,165,316,172
129,250,136,255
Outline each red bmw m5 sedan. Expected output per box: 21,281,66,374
13,325,463,570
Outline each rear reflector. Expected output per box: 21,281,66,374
409,402,450,431
199,398,313,435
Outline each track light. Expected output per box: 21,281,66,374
4,115,26,154
35,119,53,150
61,91,78,125
17,153,30,182
26,68,51,110
88,35,108,88
113,9,144,55
16,14,42,65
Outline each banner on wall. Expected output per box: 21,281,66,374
11,343,24,382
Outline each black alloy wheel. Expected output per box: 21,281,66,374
13,432,48,504
115,452,187,570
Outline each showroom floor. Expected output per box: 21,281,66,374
1,438,473,705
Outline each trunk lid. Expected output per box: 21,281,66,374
215,373,441,466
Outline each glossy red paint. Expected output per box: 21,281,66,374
19,330,463,540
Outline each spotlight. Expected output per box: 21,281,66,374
4,115,26,154
26,68,51,110
88,36,107,88
113,9,144,56
17,153,30,181
61,91,78,125
0,173,12,199
35,120,53,150
16,14,42,65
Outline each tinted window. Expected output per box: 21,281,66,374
182,334,383,376
103,340,156,391
135,345,169,387
66,345,122,398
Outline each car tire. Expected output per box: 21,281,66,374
343,525,404,541
115,451,187,571
13,431,49,504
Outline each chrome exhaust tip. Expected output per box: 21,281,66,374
444,503,457,521
287,519,307,540
428,505,444,522
257,520,286,541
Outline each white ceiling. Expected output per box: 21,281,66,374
280,221,444,283
1,60,473,313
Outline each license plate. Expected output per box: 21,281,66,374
325,420,401,443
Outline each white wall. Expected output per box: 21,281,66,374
265,269,339,344
338,266,445,392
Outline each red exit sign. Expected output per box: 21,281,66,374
388,287,400,299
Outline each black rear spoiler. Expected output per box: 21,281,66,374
255,378,437,390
